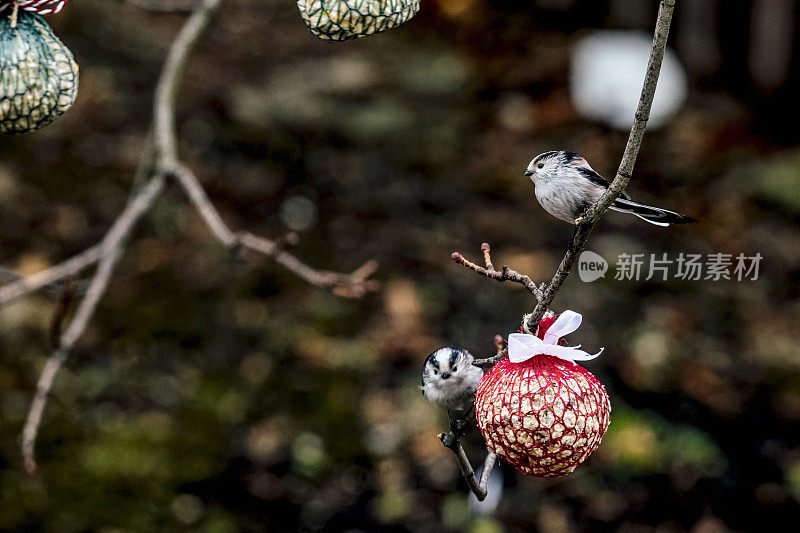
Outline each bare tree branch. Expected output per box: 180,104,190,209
153,0,221,165
22,173,166,473
19,0,214,471
48,276,78,349
0,247,102,304
478,451,497,489
470,334,509,368
473,347,508,370
171,163,380,297
451,243,544,300
170,162,237,245
439,414,497,501
16,0,378,471
443,0,677,500
445,442,495,501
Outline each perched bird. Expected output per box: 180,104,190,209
525,151,697,227
422,347,484,422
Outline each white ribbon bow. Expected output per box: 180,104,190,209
508,310,604,364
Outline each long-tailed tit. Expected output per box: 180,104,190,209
422,347,483,422
525,151,697,227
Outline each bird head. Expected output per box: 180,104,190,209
525,150,588,183
424,347,473,385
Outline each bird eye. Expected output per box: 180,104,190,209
537,162,544,169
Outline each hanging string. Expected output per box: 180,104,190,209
0,1,68,16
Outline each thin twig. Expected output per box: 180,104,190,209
0,247,102,304
479,451,497,489
154,0,222,165
48,276,78,349
272,251,379,299
439,414,497,501
473,333,509,368
22,175,166,473
473,347,508,369
452,243,543,300
171,163,379,297
452,443,486,500
493,334,503,353
170,162,237,246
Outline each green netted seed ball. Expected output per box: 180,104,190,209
0,11,78,134
297,0,420,41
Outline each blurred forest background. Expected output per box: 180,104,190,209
2,0,800,531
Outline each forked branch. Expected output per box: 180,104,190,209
452,243,544,300
12,0,377,473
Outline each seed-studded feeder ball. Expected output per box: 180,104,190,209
0,6,78,134
297,0,420,41
475,311,610,477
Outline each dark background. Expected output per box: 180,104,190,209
1,0,799,531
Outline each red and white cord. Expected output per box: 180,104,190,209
0,1,68,15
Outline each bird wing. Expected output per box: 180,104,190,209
575,166,632,200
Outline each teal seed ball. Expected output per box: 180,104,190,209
0,11,78,134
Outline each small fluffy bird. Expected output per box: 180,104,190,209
525,151,697,226
422,347,484,421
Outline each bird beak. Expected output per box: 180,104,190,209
524,170,533,176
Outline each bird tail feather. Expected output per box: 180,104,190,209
610,198,697,227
